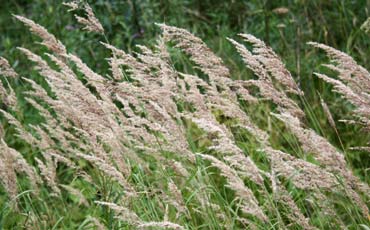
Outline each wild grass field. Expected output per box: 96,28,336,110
0,0,369,229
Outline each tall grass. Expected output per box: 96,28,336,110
0,1,369,229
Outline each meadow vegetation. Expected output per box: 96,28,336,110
0,0,369,229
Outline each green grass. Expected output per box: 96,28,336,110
0,0,369,229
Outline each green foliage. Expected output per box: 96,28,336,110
0,0,369,229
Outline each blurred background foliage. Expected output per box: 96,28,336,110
0,0,369,179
